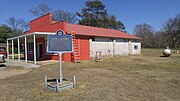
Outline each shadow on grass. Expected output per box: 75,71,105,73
47,78,68,82
0,64,6,67
160,55,169,57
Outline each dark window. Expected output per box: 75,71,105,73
124,39,129,42
116,38,124,42
28,42,34,53
130,39,141,42
95,37,113,42
91,37,95,41
134,45,138,50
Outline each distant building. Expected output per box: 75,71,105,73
0,43,7,51
7,13,141,64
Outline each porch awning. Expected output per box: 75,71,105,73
7,32,56,65
7,32,56,40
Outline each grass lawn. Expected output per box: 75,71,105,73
0,48,180,101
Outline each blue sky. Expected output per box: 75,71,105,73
0,0,180,34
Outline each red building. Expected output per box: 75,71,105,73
7,13,141,64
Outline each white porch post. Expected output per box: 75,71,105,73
25,36,27,63
7,40,9,59
33,34,36,64
113,39,116,57
12,40,14,60
128,41,132,55
18,38,20,61
89,39,92,58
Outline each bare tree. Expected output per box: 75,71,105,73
30,3,51,17
162,14,180,48
153,31,167,48
134,23,154,47
53,10,77,23
30,3,77,23
7,17,29,36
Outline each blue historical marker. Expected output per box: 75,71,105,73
47,30,73,53
46,30,76,90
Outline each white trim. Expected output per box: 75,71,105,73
7,32,56,40
18,38,20,61
113,39,116,56
7,40,9,59
8,33,34,40
33,34,36,64
25,36,27,63
34,32,56,35
12,40,14,60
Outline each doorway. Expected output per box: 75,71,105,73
37,43,43,59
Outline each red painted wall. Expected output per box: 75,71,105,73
25,13,65,34
78,35,90,60
30,14,52,30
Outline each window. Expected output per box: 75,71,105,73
130,39,140,43
91,37,95,41
94,37,113,42
124,39,129,42
116,38,124,42
28,42,34,54
134,45,138,50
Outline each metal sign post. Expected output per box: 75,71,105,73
59,52,63,83
45,29,76,92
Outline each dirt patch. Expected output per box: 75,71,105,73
0,68,30,79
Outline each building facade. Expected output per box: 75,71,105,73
7,13,141,64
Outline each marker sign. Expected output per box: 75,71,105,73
47,30,73,53
46,30,74,84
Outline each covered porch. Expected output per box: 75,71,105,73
7,32,56,65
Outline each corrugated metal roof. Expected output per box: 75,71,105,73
66,23,141,40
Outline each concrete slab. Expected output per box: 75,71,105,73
5,60,40,68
